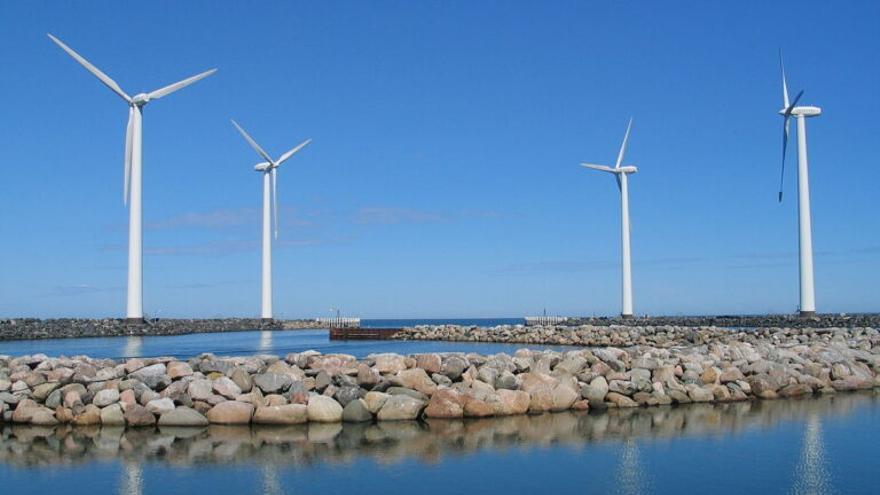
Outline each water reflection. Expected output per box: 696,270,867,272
791,414,831,495
259,331,273,352
122,337,143,358
616,439,647,495
120,461,143,495
0,393,876,495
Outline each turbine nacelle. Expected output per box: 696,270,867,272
617,165,638,174
254,162,273,172
778,106,822,117
131,93,151,106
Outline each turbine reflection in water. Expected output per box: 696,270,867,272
261,464,281,495
122,337,143,358
259,331,273,352
791,414,831,495
616,438,648,495
119,461,143,495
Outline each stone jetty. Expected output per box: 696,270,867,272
0,318,323,341
1,325,878,426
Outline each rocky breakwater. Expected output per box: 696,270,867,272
394,323,880,348
1,333,879,427
0,318,323,341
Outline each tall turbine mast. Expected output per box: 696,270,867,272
580,118,638,318
777,50,821,317
48,34,216,321
231,120,311,321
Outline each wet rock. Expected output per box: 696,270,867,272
206,401,254,424
100,404,125,426
253,373,292,394
146,398,176,415
158,406,209,427
212,377,242,399
342,399,373,423
307,395,343,423
377,395,425,421
92,389,120,407
424,389,464,418
124,404,156,427
253,404,308,425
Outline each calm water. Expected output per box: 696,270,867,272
2,328,878,493
1,393,878,494
0,328,572,359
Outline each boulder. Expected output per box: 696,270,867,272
253,404,308,425
392,368,437,395
158,406,209,427
130,364,170,390
167,361,193,380
73,404,101,425
212,377,242,399
606,392,639,408
253,373,292,394
377,395,425,421
92,389,120,407
307,395,343,423
206,401,254,424
493,389,530,416
424,389,465,419
124,404,156,427
146,398,176,415
100,403,126,426
363,392,390,414
342,399,373,423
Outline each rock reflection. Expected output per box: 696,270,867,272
0,392,874,472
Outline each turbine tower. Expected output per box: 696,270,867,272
231,120,311,321
581,118,637,318
48,34,216,321
777,51,821,317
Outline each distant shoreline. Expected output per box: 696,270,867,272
0,318,323,342
0,313,878,342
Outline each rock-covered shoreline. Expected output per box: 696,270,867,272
0,318,323,341
393,324,879,347
2,325,878,427
560,313,880,329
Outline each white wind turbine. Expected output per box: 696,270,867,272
231,120,311,321
48,34,216,321
581,118,638,318
777,50,821,317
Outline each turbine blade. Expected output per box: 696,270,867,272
271,168,279,239
124,107,134,205
276,139,312,165
148,69,217,100
779,49,790,109
779,116,790,203
47,34,131,102
615,118,633,169
615,174,621,191
785,90,804,116
231,120,274,164
580,163,616,173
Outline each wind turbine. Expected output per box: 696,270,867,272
581,118,637,318
777,50,821,317
48,34,216,321
231,120,311,321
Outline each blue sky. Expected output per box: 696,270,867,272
1,1,878,318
